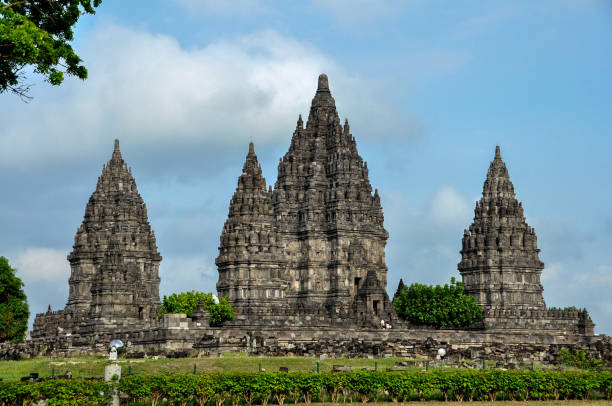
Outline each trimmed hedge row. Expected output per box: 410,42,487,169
0,379,110,406
1,370,611,405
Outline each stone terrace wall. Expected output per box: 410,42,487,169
8,311,609,366
31,310,88,339
5,319,610,367
190,327,611,363
481,308,594,334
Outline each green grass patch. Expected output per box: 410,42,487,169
0,353,424,381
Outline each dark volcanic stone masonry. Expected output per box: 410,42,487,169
458,146,546,311
456,146,593,333
29,74,598,357
217,75,395,327
32,140,161,337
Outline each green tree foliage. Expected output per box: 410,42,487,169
558,348,605,371
159,291,235,327
0,0,102,99
393,277,483,328
0,256,29,343
207,296,234,327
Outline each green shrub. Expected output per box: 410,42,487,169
559,348,605,371
0,379,110,405
4,370,611,405
393,277,483,328
159,291,234,326
549,306,580,312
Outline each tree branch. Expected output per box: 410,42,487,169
0,0,33,10
8,83,34,102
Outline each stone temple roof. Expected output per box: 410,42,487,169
217,73,393,326
65,139,161,312
459,145,545,311
68,139,160,261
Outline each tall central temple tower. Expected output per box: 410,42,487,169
216,74,395,327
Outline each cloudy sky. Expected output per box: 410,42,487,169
1,0,611,334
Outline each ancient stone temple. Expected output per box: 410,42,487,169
23,74,603,362
458,146,593,333
458,146,546,311
32,140,161,337
215,142,287,319
216,74,396,327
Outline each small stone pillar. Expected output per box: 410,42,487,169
105,347,122,406
109,346,118,361
104,364,121,381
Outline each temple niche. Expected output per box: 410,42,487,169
216,74,396,327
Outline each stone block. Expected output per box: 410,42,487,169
104,364,121,382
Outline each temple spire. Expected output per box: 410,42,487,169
392,278,405,302
458,145,545,313
112,138,122,162
307,73,340,128
483,145,514,200
62,139,161,324
242,142,264,183
317,73,329,92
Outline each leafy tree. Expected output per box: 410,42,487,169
160,291,235,327
393,277,482,328
558,348,604,371
207,296,234,327
0,256,29,342
0,0,102,99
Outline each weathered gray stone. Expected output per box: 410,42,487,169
216,74,395,328
24,73,605,363
32,139,161,339
104,364,121,381
456,146,594,334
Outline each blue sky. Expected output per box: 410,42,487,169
1,0,611,333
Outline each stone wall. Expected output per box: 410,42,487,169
31,309,88,339
8,313,611,366
481,308,594,334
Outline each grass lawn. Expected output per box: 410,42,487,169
0,353,425,381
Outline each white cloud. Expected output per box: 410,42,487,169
575,265,612,287
159,255,218,297
541,262,565,282
12,248,70,326
382,187,467,289
14,248,70,284
427,186,472,228
0,24,402,169
173,0,273,17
